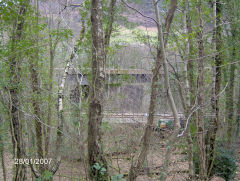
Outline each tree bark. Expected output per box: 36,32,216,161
74,18,86,162
29,59,45,174
158,0,181,177
55,46,78,164
8,1,29,180
29,0,45,174
206,0,222,177
46,18,87,177
224,1,237,146
88,0,108,180
196,0,207,180
184,0,195,179
45,26,57,157
104,0,117,48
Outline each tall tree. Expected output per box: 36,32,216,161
8,1,30,180
88,0,108,179
29,0,45,174
128,0,178,180
196,0,207,180
206,0,223,177
183,0,195,179
224,0,239,146
45,17,60,157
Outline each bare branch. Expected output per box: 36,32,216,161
178,83,228,137
121,0,158,25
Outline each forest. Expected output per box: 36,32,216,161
0,0,240,180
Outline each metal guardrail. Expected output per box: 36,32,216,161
103,113,184,119
54,68,153,75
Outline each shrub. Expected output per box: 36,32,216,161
193,143,237,181
92,162,107,181
211,145,237,181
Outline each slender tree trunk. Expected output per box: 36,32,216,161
128,1,177,180
88,0,109,179
45,32,54,157
104,0,117,49
206,0,222,177
196,1,207,180
29,0,45,174
55,46,78,161
45,1,61,159
158,0,181,177
8,1,29,180
30,60,45,174
43,20,88,177
74,81,86,161
74,19,86,162
128,51,162,181
184,1,195,179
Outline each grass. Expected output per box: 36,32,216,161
111,26,158,44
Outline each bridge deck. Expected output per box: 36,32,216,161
102,113,184,124
55,68,153,75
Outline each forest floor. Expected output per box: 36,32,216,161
0,145,189,181
1,124,240,181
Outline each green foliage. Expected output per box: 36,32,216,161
193,142,237,181
50,28,73,41
37,170,53,181
101,122,112,131
92,162,107,180
111,173,124,181
211,145,237,181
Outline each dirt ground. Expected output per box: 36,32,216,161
1,124,240,180
0,148,189,180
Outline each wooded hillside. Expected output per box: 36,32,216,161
0,0,240,181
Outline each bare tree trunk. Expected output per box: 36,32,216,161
88,0,109,180
158,0,182,177
104,0,117,49
77,0,116,164
45,29,56,157
74,19,86,162
42,19,87,177
128,1,177,180
29,1,45,174
8,1,29,180
128,51,162,181
29,59,45,174
196,0,207,180
184,1,195,179
206,0,222,177
45,1,61,159
186,4,195,103
55,46,78,162
74,80,87,161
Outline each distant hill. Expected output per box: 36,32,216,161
38,0,162,35
122,0,159,28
